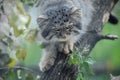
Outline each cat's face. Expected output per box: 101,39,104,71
37,6,82,41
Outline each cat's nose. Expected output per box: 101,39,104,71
59,33,66,39
62,35,66,39
61,35,66,39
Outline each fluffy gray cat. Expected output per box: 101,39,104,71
37,0,94,72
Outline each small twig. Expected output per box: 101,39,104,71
0,66,39,75
99,34,118,40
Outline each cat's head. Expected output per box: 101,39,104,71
37,6,82,42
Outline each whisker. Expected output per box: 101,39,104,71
48,34,55,40
73,23,81,30
46,33,55,40
72,30,80,34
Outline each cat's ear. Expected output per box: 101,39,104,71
69,7,82,16
37,15,48,25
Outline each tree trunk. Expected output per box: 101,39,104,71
39,0,118,80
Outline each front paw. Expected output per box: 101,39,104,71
39,57,55,72
58,41,74,54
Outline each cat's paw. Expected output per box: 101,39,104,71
58,41,74,54
63,41,74,54
39,57,55,72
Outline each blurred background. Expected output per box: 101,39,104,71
85,1,120,80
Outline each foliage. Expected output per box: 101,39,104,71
68,46,95,80
20,0,39,6
0,66,40,80
0,0,41,79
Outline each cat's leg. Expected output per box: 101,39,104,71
57,40,74,54
39,44,56,72
63,40,74,54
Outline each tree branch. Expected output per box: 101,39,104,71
99,34,118,40
0,66,40,75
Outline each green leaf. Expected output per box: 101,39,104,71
77,72,85,80
16,1,25,14
83,62,94,75
5,69,18,80
8,59,16,68
85,57,95,65
16,48,27,61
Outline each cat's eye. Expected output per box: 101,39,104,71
60,23,64,26
52,28,60,32
62,8,66,11
58,10,62,13
65,14,68,17
56,29,60,32
54,21,57,24
64,19,68,22
69,25,73,29
65,27,69,30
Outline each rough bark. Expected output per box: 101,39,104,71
39,0,118,80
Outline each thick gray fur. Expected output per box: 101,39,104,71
37,0,94,72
